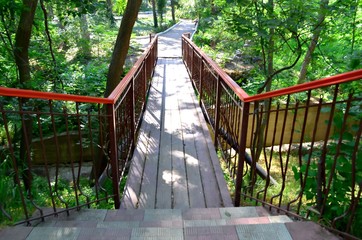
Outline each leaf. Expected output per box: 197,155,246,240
342,132,353,142
292,165,300,181
309,169,317,177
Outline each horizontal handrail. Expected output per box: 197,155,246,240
182,35,362,103
182,35,250,101
0,36,158,105
0,35,158,224
182,33,362,239
244,69,362,102
108,36,158,102
0,87,113,104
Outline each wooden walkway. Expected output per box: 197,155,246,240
121,21,232,209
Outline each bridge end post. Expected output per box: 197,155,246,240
107,103,121,209
234,101,250,207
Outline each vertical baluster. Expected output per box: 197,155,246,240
234,102,250,206
214,76,221,147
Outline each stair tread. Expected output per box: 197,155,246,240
236,223,293,240
285,222,343,240
37,206,269,222
34,215,293,230
0,221,339,240
9,223,295,240
0,207,341,240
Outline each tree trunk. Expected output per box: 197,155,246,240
151,0,158,28
14,0,38,192
350,0,358,54
105,0,142,97
254,0,274,163
106,0,116,26
14,0,38,86
171,0,176,23
95,0,142,186
157,0,165,25
79,14,92,59
298,0,329,84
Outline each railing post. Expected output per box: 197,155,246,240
191,47,195,81
144,60,148,99
107,103,121,209
214,76,221,147
181,37,184,62
199,59,204,105
234,102,250,206
131,78,136,150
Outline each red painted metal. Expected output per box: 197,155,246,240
108,37,158,102
0,37,159,105
182,36,250,101
0,35,158,223
182,34,362,239
244,69,362,102
0,87,113,104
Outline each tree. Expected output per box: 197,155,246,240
151,0,158,28
79,14,92,59
157,0,167,25
13,0,38,192
14,0,38,87
170,0,177,23
114,0,127,15
298,0,330,84
105,0,143,97
106,0,115,26
0,0,20,84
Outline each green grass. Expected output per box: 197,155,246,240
0,173,119,226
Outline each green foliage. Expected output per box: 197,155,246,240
0,169,117,225
293,107,362,237
157,0,167,24
113,0,127,15
191,0,362,93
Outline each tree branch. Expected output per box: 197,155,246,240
257,31,302,93
40,0,63,90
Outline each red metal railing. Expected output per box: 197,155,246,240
0,36,158,225
182,34,362,239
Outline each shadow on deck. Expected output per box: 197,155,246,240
121,58,232,209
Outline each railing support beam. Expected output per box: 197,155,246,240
234,102,250,207
214,76,221,147
107,104,121,209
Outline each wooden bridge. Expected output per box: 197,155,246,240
121,22,232,209
0,20,361,239
121,57,232,209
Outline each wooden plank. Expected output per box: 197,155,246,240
177,66,224,208
137,64,164,209
121,116,149,209
155,59,172,209
186,82,233,207
174,55,225,208
169,61,189,209
122,57,232,209
179,99,206,208
174,60,206,208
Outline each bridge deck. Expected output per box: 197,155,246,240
121,57,232,209
121,21,232,209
